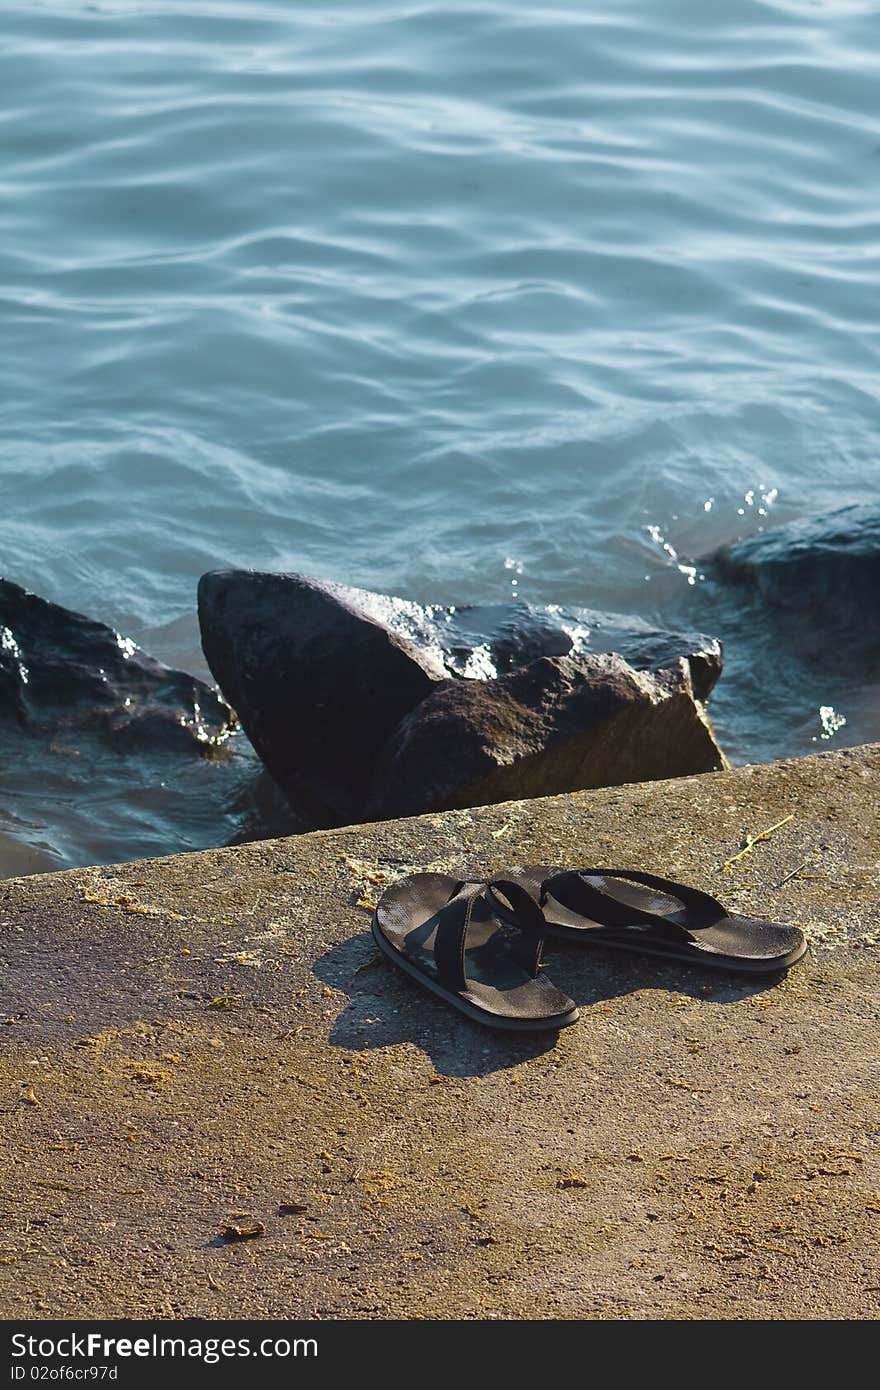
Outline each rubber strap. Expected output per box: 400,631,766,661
489,879,547,977
434,879,547,988
543,868,726,939
433,884,480,990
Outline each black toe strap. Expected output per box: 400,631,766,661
434,879,547,989
488,879,548,976
543,868,726,940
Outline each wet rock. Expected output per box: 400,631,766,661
0,578,233,750
198,570,444,824
198,569,726,825
419,602,723,702
367,653,727,820
0,578,240,878
551,610,722,703
713,504,880,638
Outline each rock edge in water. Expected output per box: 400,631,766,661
368,650,727,820
1,577,234,750
198,568,727,825
711,502,880,638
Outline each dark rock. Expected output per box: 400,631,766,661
418,602,723,702
712,504,880,636
0,577,245,878
197,569,726,825
198,570,445,824
549,609,722,703
367,653,727,820
0,578,233,751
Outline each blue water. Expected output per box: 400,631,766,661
2,0,879,874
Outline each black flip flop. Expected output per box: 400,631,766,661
372,873,579,1031
494,866,807,974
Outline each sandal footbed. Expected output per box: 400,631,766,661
373,872,579,1028
502,866,807,973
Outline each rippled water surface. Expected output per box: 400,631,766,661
2,0,879,873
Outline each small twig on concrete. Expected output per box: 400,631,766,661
720,814,794,872
772,859,811,891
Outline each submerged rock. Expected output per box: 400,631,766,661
0,578,233,750
367,653,727,820
0,577,246,878
198,568,726,825
713,503,880,636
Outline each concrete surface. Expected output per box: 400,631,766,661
2,743,880,1320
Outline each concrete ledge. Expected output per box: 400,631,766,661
2,745,880,1319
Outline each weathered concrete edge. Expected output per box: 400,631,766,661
4,740,880,961
2,743,880,1320
0,740,874,893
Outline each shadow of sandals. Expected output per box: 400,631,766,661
313,918,783,1080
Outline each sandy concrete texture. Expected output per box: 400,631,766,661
2,743,880,1319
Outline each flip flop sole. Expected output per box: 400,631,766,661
544,919,808,973
371,914,579,1032
495,868,808,975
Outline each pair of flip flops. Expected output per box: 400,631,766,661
372,866,807,1031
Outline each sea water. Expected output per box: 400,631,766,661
1,0,879,873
